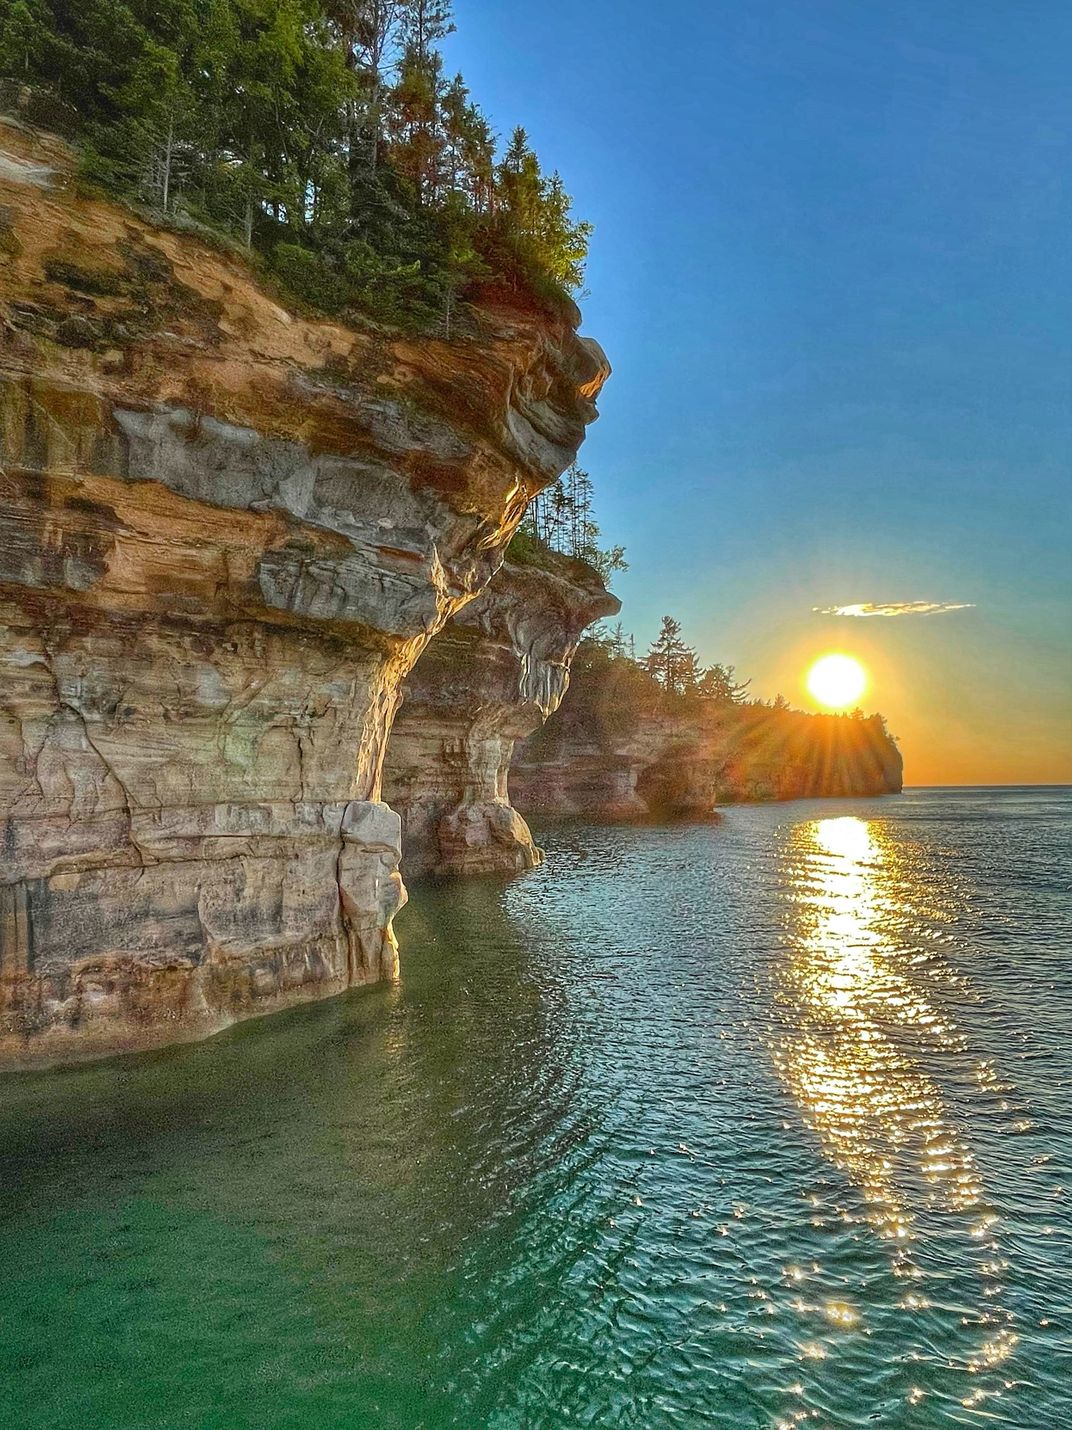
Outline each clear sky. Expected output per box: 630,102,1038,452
444,1,1071,784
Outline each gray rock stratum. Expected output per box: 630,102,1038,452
382,557,619,876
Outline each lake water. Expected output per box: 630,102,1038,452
1,788,1070,1428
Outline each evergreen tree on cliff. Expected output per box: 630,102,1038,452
0,0,591,324
695,663,751,703
516,462,627,583
645,617,699,696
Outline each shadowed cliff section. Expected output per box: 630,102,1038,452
0,118,609,1069
512,644,903,822
382,555,619,876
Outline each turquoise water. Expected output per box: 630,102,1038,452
1,788,1070,1428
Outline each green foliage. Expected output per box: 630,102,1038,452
644,616,699,696
270,243,351,312
505,525,553,570
0,0,591,327
0,0,46,74
694,662,751,704
553,634,664,747
518,462,627,584
273,234,448,328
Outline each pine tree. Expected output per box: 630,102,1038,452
536,172,591,290
458,100,495,213
548,474,571,551
0,0,47,76
398,0,452,61
440,72,468,192
695,664,751,704
328,0,401,175
111,36,199,212
644,617,699,696
498,126,542,232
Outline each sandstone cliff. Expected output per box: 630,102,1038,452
0,117,609,1068
382,556,619,876
512,655,903,821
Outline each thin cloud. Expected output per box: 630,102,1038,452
814,600,977,618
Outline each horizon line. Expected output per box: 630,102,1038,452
900,782,1072,789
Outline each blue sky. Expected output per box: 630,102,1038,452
444,1,1071,782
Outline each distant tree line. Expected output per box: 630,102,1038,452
586,613,884,722
0,0,591,327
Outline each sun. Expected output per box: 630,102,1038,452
806,653,868,710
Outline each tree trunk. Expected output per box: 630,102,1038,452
161,113,174,213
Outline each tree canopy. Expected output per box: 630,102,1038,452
639,618,751,702
0,0,592,328
644,616,698,696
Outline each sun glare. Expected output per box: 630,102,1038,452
806,653,868,710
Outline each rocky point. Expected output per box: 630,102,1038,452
0,116,609,1068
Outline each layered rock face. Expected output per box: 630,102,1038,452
513,683,903,822
0,117,608,1067
382,558,618,876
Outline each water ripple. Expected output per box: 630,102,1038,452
0,790,1069,1427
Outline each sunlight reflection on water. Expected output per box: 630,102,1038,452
770,814,1019,1407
